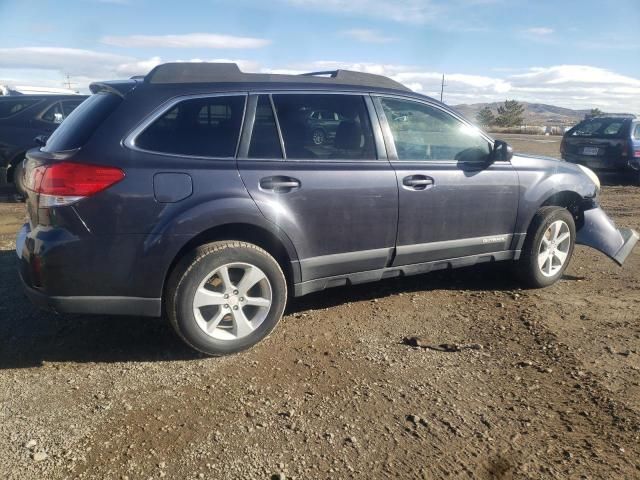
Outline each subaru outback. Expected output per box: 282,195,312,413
17,63,638,356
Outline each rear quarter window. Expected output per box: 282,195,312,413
134,95,246,158
43,94,119,152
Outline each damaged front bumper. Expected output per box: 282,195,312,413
576,207,639,265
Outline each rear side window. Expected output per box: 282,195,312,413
570,118,627,138
0,98,41,118
43,94,117,152
136,95,246,158
634,124,640,139
271,94,376,160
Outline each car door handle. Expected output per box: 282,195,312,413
259,176,301,193
402,175,434,190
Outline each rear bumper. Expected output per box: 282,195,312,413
576,207,638,265
563,154,640,173
20,272,161,316
17,222,162,317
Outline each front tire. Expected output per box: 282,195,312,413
166,241,287,356
517,207,576,288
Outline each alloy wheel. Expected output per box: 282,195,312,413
537,220,571,277
192,262,272,340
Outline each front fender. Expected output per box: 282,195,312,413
576,207,638,265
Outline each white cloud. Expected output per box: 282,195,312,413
341,29,396,44
271,61,640,113
525,27,554,36
101,33,270,49
1,48,638,113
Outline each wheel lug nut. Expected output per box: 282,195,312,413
240,297,245,302
224,304,229,309
233,290,239,295
233,305,238,310
224,294,229,299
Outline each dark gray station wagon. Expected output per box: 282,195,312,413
17,63,638,355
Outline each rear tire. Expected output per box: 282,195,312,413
517,207,576,288
12,159,26,198
166,241,287,356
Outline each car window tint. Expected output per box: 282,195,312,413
634,124,640,139
42,102,65,124
571,118,627,138
43,93,122,153
603,122,623,135
272,94,376,160
380,98,490,162
0,98,41,118
248,95,282,159
136,95,245,157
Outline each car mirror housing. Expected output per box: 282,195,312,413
492,140,514,162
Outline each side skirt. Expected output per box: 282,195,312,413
293,250,518,297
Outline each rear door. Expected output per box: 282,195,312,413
374,96,519,265
238,92,398,282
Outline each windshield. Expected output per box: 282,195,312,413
569,118,628,139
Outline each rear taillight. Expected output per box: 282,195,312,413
28,162,124,207
634,149,640,159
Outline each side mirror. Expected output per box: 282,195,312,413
492,140,513,162
34,135,48,147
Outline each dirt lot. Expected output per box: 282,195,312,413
1,135,639,479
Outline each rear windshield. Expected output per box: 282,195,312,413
43,93,120,152
569,118,628,139
0,98,42,118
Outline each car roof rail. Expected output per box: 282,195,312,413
144,62,411,92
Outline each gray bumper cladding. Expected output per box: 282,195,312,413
576,207,639,265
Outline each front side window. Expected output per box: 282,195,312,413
380,98,491,162
42,102,65,124
136,95,246,157
271,94,376,160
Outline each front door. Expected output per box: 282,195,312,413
238,93,398,282
375,96,519,266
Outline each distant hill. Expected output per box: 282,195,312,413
452,102,591,126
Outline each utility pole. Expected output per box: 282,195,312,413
440,74,447,103
64,74,78,92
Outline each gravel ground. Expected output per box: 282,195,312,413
1,136,639,479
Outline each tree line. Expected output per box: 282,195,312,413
476,101,607,128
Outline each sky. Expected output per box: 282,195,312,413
1,0,640,112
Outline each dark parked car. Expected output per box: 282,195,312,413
0,94,87,195
306,109,344,145
561,115,640,183
17,63,638,356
